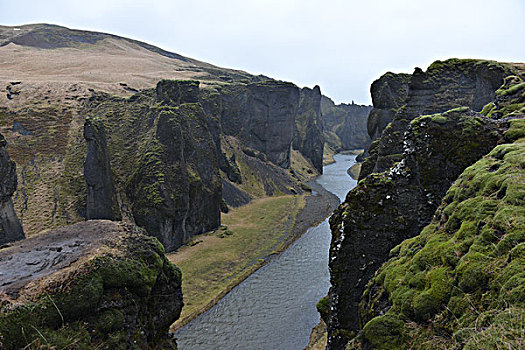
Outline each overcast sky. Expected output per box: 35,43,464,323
1,0,524,104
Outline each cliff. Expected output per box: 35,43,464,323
360,72,410,173
321,96,372,152
80,80,222,252
218,80,301,169
0,133,24,244
0,220,183,349
293,86,324,173
326,59,525,349
0,24,325,247
359,59,515,180
83,117,120,221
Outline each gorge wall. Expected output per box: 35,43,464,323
326,59,525,349
321,96,372,152
0,133,24,245
1,77,325,251
293,86,324,173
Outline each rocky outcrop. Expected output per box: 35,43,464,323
218,81,300,168
359,72,410,173
321,96,372,152
327,59,524,349
358,104,525,349
0,133,24,245
84,80,221,252
293,86,324,173
0,220,183,349
360,59,514,180
367,72,411,142
84,118,120,221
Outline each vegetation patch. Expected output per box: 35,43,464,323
168,195,305,329
360,138,525,349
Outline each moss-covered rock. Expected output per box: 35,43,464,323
0,220,183,349
358,138,525,349
359,59,519,180
327,59,525,349
82,81,222,251
327,105,504,348
0,132,24,244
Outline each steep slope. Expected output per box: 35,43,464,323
0,24,325,249
0,23,255,95
360,59,515,180
321,96,372,152
326,59,525,349
0,133,24,244
294,86,324,173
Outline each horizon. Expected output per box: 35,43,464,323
1,0,524,104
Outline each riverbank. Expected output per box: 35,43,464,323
168,182,339,331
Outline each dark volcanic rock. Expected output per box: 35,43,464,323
293,86,324,173
327,109,505,348
321,96,372,152
221,178,252,208
219,81,300,168
84,80,221,252
367,72,411,141
0,220,183,349
84,118,120,221
157,79,200,105
326,59,523,349
0,133,24,245
359,59,514,181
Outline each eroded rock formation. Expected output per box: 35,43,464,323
84,80,222,252
360,59,514,180
84,118,120,221
0,220,183,349
293,86,324,173
0,133,24,245
219,80,300,168
321,96,372,152
327,59,525,349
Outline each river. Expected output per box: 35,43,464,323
175,153,358,349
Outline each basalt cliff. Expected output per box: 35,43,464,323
321,96,372,153
0,24,344,252
325,59,525,349
0,23,356,348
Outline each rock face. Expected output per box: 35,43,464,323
293,86,324,173
218,81,300,168
321,96,372,152
367,72,411,142
360,59,514,180
358,141,525,350
84,118,120,221
327,59,524,349
0,133,24,245
84,80,222,252
0,220,183,349
359,72,410,170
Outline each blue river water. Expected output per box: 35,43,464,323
175,154,358,349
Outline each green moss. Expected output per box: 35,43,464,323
362,314,408,350
96,309,125,333
360,136,525,347
505,118,525,142
317,295,330,323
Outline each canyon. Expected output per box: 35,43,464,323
0,23,523,350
